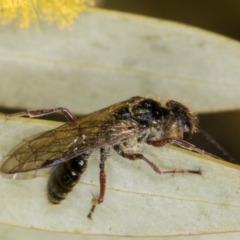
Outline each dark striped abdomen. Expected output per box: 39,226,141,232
47,152,91,204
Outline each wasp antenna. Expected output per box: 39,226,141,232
199,128,238,165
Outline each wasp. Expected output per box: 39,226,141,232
0,96,214,218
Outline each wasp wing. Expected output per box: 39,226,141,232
0,101,141,179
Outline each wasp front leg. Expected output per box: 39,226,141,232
87,147,110,219
147,137,218,160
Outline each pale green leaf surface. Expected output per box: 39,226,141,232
0,9,240,113
0,117,240,239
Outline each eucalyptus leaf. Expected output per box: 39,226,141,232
0,8,240,113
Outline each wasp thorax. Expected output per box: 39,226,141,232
130,98,168,124
130,98,197,140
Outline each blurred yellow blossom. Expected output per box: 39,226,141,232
0,0,94,28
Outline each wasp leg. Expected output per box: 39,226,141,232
87,148,110,219
0,107,76,122
147,138,218,160
113,144,200,175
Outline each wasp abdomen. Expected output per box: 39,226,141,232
47,152,91,204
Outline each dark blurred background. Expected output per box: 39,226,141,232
95,0,240,163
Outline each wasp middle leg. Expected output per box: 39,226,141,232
113,144,200,175
87,147,110,219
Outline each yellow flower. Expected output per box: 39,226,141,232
0,0,94,28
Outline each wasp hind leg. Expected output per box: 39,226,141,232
0,107,76,122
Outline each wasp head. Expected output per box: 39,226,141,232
165,100,198,139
